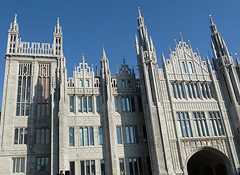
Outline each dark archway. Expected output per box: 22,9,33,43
216,163,228,175
187,149,229,175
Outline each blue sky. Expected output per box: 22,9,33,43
0,1,240,106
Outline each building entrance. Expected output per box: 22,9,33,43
187,149,228,175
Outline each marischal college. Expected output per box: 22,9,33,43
0,8,240,175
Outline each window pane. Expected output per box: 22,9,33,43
86,161,90,175
41,129,45,144
36,129,40,144
188,62,194,73
119,159,125,175
70,97,74,112
194,84,199,98
88,97,92,112
122,98,126,112
16,158,20,173
37,158,41,172
80,161,85,175
90,127,94,145
133,158,138,175
179,83,183,98
24,129,28,144
45,128,50,144
45,157,49,171
85,128,89,146
100,160,105,175
12,158,16,173
143,126,148,143
19,128,23,144
20,158,25,172
86,80,89,87
70,162,75,175
99,127,103,145
182,62,186,73
126,98,130,112
122,80,125,88
125,127,130,143
185,84,190,98
78,97,82,112
117,127,122,144
175,84,179,98
130,126,135,143
69,128,74,146
79,80,83,87
91,160,95,175
138,158,143,175
171,84,176,98
96,97,99,112
129,158,133,175
14,128,18,144
83,98,87,112
80,128,84,146
115,97,118,112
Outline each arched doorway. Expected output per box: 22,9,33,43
187,149,228,175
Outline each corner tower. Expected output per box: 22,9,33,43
135,8,175,175
210,15,240,151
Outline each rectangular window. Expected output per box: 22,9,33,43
90,127,94,145
70,97,74,112
193,84,199,98
115,97,118,112
79,128,84,146
86,80,89,87
189,84,195,98
80,161,85,175
83,97,87,112
100,160,105,175
182,62,187,73
174,84,180,98
14,128,28,145
36,157,49,172
69,127,74,146
188,62,194,73
16,63,32,116
78,97,82,112
37,64,51,117
131,97,135,112
119,159,125,175
122,98,126,112
91,160,95,175
85,127,89,146
70,162,75,175
116,126,122,144
79,80,83,87
128,80,132,88
122,80,125,88
88,97,92,112
96,97,99,112
193,112,209,137
185,84,191,98
128,157,142,175
126,98,131,112
12,157,25,173
176,112,192,137
99,127,103,145
125,126,139,144
86,161,90,175
171,84,176,98
209,112,224,136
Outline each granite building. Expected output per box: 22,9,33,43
0,9,240,175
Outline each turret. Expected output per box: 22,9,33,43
53,17,63,56
7,13,20,54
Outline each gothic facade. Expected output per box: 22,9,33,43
0,9,240,175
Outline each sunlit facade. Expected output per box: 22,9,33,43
0,10,240,175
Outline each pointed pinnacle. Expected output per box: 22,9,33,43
123,56,126,64
209,15,214,25
14,13,17,24
82,53,85,62
169,46,171,53
235,53,240,65
57,16,60,28
188,40,191,48
180,32,183,42
138,7,142,18
102,46,106,59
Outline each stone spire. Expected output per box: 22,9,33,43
53,16,63,56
